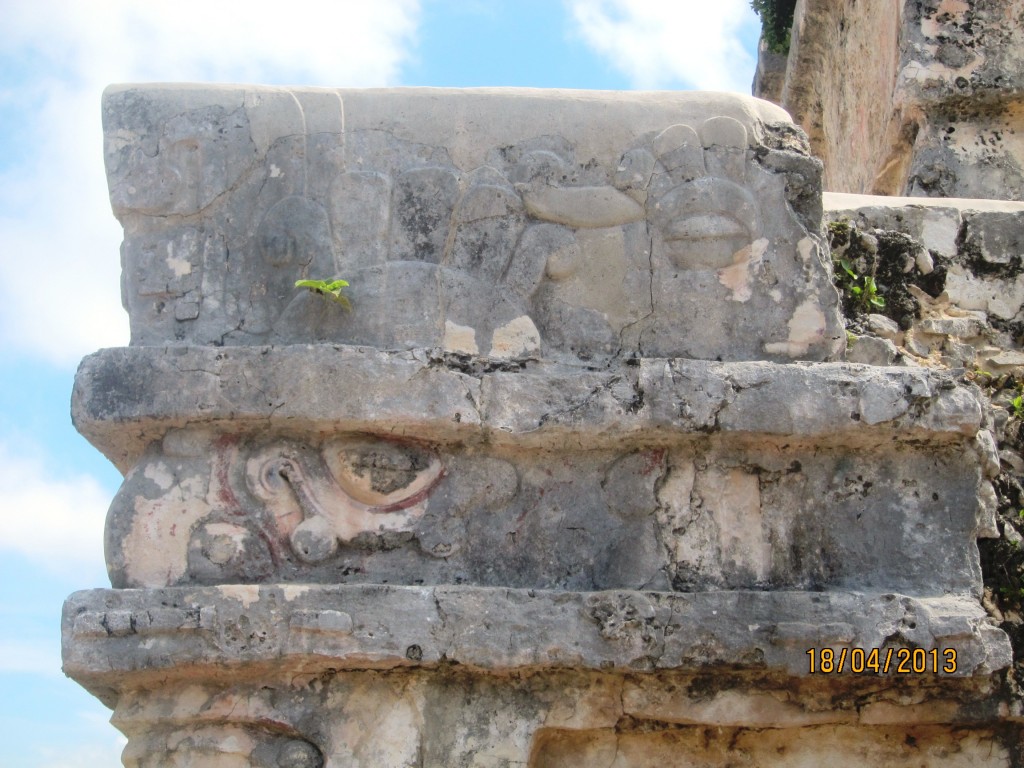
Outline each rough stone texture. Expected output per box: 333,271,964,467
73,347,983,470
105,85,843,364
63,87,1020,765
752,38,787,105
71,347,992,595
824,191,1024,706
63,586,1010,682
63,585,1015,766
759,0,1024,200
824,193,1024,372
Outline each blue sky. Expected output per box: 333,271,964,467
0,1,761,764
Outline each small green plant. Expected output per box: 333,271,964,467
1012,393,1024,419
836,258,886,310
295,278,351,311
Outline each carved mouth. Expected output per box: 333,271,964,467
663,212,748,243
661,213,752,270
652,177,761,270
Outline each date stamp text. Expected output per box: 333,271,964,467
807,647,957,674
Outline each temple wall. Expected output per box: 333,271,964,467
62,84,1023,766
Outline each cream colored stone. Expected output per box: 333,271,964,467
218,584,261,609
824,193,1024,215
920,211,958,257
945,265,1024,319
490,315,541,359
717,237,768,302
165,249,193,278
326,681,424,767
764,299,828,357
698,467,768,583
143,461,174,491
443,320,478,355
535,724,1009,767
623,687,851,728
122,472,211,587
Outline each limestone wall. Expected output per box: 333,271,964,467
62,86,1021,766
823,192,1024,691
779,0,905,194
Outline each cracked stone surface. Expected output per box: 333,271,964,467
63,585,1015,765
62,85,1021,766
72,347,994,594
105,84,844,364
64,585,1011,681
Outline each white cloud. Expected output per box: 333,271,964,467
0,0,420,367
566,0,759,93
0,442,111,580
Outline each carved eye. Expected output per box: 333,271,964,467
323,439,443,509
256,452,307,494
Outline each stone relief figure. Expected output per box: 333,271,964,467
107,85,841,361
98,88,858,593
106,86,346,346
269,117,776,363
105,432,452,587
104,429,530,587
98,421,981,596
273,151,546,359
244,437,444,565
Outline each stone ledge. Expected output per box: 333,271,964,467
73,345,982,472
62,585,1010,693
825,192,1024,215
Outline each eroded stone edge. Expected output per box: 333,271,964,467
73,346,982,472
62,585,1010,687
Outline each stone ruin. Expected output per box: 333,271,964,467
62,83,1022,765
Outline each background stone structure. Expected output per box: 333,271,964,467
756,0,1024,199
63,82,1022,765
752,0,1024,759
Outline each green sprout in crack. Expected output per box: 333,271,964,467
837,258,886,310
295,278,351,311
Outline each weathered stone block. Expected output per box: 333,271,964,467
62,88,1019,766
105,85,843,363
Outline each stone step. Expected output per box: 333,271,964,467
63,584,1010,691
74,345,982,472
